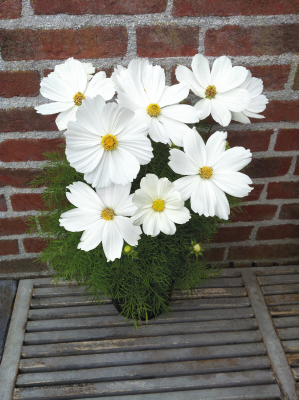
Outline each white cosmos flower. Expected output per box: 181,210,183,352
176,54,251,127
59,181,142,261
168,129,253,220
115,60,199,147
35,58,116,131
65,95,153,188
232,71,269,124
111,58,150,92
131,174,190,237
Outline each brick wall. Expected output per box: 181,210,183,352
0,0,298,273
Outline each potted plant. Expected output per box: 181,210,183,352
27,55,268,327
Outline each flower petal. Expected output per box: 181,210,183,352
212,146,252,172
216,88,250,112
231,111,250,124
75,95,107,136
85,72,115,100
142,209,160,237
55,106,78,131
194,98,211,120
191,54,211,89
40,75,74,102
113,216,141,246
209,181,230,220
212,170,253,197
206,131,227,167
159,83,189,108
96,183,131,211
160,104,198,124
173,175,199,201
65,181,104,211
139,174,159,201
164,206,190,224
108,147,140,185
56,57,87,94
59,211,100,232
35,102,74,115
148,117,169,144
158,115,191,147
216,66,248,93
102,221,123,262
211,56,232,88
143,64,165,104
191,180,217,217
168,148,199,175
210,99,231,127
183,127,207,167
175,65,204,97
158,211,176,235
78,219,106,251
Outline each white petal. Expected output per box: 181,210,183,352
164,190,184,210
206,131,227,167
247,77,263,98
109,148,140,185
209,182,230,220
216,88,251,112
157,177,174,200
132,190,153,210
85,73,115,100
175,65,204,97
158,115,191,147
128,58,150,87
84,153,112,188
183,127,207,167
143,64,165,104
159,83,189,108
40,75,74,102
117,69,148,109
212,171,253,197
113,216,141,246
216,66,248,93
78,220,106,252
158,211,176,235
164,206,190,225
246,94,268,114
244,110,265,119
139,174,159,201
60,211,100,232
191,180,217,217
210,99,231,127
75,95,107,136
55,107,78,131
35,102,74,115
168,148,199,175
56,58,87,94
66,181,104,211
119,110,149,137
161,104,199,124
211,56,232,88
194,98,211,120
131,207,152,226
149,117,169,144
231,111,250,124
173,175,199,201
118,134,153,166
102,221,123,262
96,183,131,211
212,147,252,172
191,54,211,89
142,209,160,237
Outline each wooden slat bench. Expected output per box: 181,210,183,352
0,266,298,400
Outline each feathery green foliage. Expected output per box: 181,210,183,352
27,129,242,327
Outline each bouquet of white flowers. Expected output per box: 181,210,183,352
28,55,268,325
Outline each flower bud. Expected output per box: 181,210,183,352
193,243,201,253
124,245,131,254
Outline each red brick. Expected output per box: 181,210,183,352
0,169,43,188
267,182,299,199
0,217,28,236
247,157,292,179
231,205,277,222
295,157,299,176
229,243,299,261
212,226,253,243
0,0,21,19
0,138,65,162
0,194,7,211
243,184,264,202
0,71,40,97
293,65,299,90
263,100,299,123
275,129,299,151
11,193,47,211
246,65,290,91
0,108,57,133
137,26,200,58
0,240,19,255
227,130,272,152
0,258,47,274
0,28,128,61
257,224,299,241
203,247,225,262
205,25,299,57
31,0,167,14
173,0,299,17
280,204,299,220
23,238,47,253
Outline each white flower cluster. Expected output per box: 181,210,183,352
36,55,267,262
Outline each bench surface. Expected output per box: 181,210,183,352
0,265,298,400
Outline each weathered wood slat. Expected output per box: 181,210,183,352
12,370,275,399
292,367,299,381
287,353,299,367
282,340,299,353
33,286,91,298
19,344,266,373
30,295,111,309
26,307,255,332
272,316,299,329
24,319,257,345
16,356,270,387
75,385,281,400
269,304,299,317
262,284,299,295
265,293,299,307
21,331,263,359
278,327,299,341
171,287,247,299
258,274,299,286
29,304,118,320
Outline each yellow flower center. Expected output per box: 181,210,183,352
152,199,165,212
73,91,85,106
101,134,118,151
205,85,217,99
147,103,161,117
101,208,114,221
200,166,213,179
